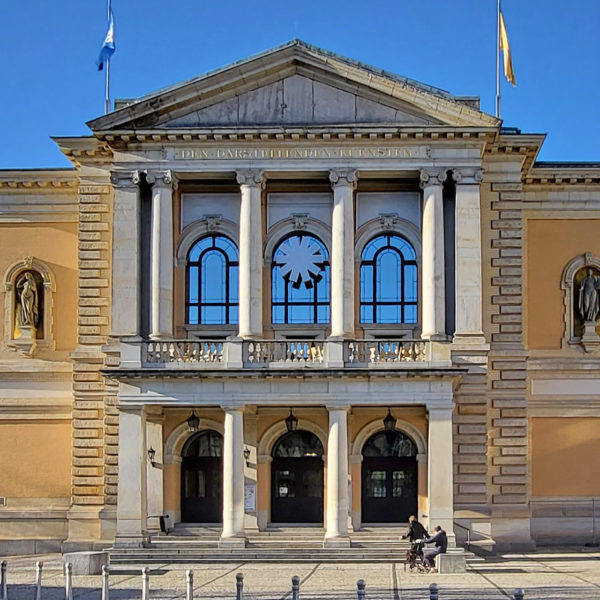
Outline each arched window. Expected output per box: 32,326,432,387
272,234,330,324
360,234,417,324
186,235,238,325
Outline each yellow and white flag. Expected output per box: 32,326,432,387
499,11,516,86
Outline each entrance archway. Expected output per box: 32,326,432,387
361,430,417,523
181,430,223,523
270,430,324,523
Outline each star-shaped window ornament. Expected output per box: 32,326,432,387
277,236,326,289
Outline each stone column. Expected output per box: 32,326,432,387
236,170,264,339
427,406,455,546
329,170,357,338
146,410,164,533
148,170,175,340
221,406,246,546
110,171,141,337
115,407,148,547
420,169,446,340
324,407,350,546
453,168,485,343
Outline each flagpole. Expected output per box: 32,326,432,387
105,0,112,114
496,0,501,118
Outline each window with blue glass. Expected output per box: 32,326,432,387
186,235,239,325
272,234,330,324
360,234,418,324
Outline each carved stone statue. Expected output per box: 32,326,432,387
16,272,39,328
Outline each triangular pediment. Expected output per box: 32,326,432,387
88,40,499,132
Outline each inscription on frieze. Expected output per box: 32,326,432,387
170,145,430,161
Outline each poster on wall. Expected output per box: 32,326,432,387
244,483,256,511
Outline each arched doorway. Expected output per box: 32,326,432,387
271,430,324,523
181,430,223,523
361,430,417,523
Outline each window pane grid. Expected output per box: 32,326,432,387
186,235,239,325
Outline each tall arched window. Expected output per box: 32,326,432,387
186,235,238,325
360,234,417,324
272,234,330,324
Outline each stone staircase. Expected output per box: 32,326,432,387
109,525,483,565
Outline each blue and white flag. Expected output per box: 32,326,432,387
96,11,115,71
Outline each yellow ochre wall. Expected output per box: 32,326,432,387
0,223,78,352
0,421,71,498
531,417,600,497
527,219,600,349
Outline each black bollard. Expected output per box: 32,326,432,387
291,575,300,600
236,572,243,600
429,582,438,600
1,561,6,600
357,579,366,600
35,562,43,600
513,589,524,600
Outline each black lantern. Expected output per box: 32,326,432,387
187,410,200,433
244,446,251,467
285,409,298,432
147,446,156,467
383,409,396,433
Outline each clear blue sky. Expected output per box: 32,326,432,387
1,0,598,169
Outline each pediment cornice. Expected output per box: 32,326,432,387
87,40,500,132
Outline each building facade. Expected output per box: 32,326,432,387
2,41,600,554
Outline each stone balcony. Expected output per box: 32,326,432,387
117,338,453,371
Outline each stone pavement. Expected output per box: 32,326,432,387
2,549,600,599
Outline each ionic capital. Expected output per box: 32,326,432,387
236,170,265,188
419,168,447,189
451,167,484,185
329,169,357,189
146,169,174,189
110,170,141,188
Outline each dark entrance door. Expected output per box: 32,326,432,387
181,430,223,523
271,430,324,523
361,430,418,523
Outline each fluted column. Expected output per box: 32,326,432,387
324,407,350,546
115,408,148,547
420,168,446,340
221,406,246,545
427,405,455,547
329,170,356,338
148,170,175,340
236,170,264,339
453,168,485,343
110,171,141,337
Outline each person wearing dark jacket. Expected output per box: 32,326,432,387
419,526,448,571
400,515,428,542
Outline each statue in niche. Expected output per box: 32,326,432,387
578,268,600,323
16,272,39,329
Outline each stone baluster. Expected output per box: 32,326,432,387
236,170,264,339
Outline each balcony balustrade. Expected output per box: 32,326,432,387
134,338,441,370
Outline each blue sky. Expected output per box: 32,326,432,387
1,0,598,168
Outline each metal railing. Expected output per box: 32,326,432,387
345,339,427,365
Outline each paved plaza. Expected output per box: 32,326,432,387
2,549,600,600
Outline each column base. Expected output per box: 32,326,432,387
323,535,351,548
421,333,449,342
218,535,247,548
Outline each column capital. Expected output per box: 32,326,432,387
146,169,174,189
111,170,141,188
326,405,351,413
329,169,357,189
419,168,447,189
236,169,265,188
451,167,483,185
221,404,244,413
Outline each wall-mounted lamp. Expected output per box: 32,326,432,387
285,409,298,432
187,410,200,433
147,446,156,467
383,408,397,433
244,446,251,467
